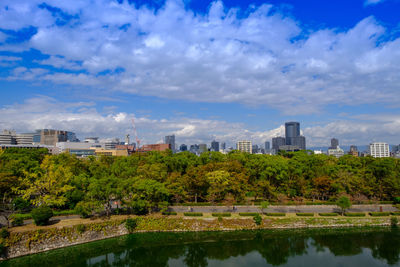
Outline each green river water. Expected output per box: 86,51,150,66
1,227,400,266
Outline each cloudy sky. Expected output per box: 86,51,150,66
1,0,400,148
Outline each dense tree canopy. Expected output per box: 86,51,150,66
0,149,399,213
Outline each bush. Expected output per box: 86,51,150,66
253,214,262,225
265,213,286,216
211,213,231,217
12,197,30,211
296,213,314,217
31,206,53,226
12,217,24,227
239,213,259,216
10,213,32,221
218,216,223,222
319,213,340,216
0,242,6,257
391,212,400,216
344,212,365,217
162,211,177,215
75,201,102,218
125,218,138,233
53,210,76,216
76,224,86,234
130,200,149,215
391,217,398,227
183,212,203,216
0,228,10,239
393,197,400,204
369,212,391,216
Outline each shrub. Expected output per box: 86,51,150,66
130,200,149,215
239,213,259,216
183,212,203,216
369,212,390,217
74,201,100,218
319,213,340,216
10,213,32,220
12,217,24,227
12,197,30,211
162,211,177,215
391,217,398,227
391,212,400,216
253,214,262,225
0,228,10,239
344,212,365,217
31,206,53,226
394,197,400,204
125,218,138,233
265,213,286,216
0,242,6,257
211,213,231,217
296,213,314,217
53,210,76,216
76,224,86,234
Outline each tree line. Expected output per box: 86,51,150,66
0,148,399,215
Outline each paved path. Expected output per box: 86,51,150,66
170,204,398,213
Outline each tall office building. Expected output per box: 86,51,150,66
211,140,219,152
369,142,390,158
284,122,306,150
221,142,226,150
34,129,76,146
272,137,286,151
236,140,252,153
199,144,208,154
264,141,270,150
179,144,187,151
330,138,339,149
164,135,176,152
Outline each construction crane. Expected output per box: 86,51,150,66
132,117,141,151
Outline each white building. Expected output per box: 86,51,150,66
369,142,390,158
236,140,252,153
328,147,344,158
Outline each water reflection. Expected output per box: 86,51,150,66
2,228,400,267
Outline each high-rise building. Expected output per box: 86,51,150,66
35,129,76,146
328,147,344,158
264,141,270,150
284,122,306,150
189,144,199,154
199,144,208,154
369,142,390,158
179,144,187,151
349,145,359,156
164,135,175,152
221,142,226,150
236,140,252,153
211,140,219,152
330,138,339,149
252,144,259,154
272,137,286,151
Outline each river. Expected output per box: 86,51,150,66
1,227,400,266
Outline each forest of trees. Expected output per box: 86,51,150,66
0,148,399,215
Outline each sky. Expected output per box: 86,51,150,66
0,0,400,148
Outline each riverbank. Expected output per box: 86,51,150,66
1,213,399,261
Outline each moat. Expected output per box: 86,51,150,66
1,227,400,266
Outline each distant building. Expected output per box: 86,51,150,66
272,137,286,151
0,130,16,145
34,129,77,146
15,133,34,145
252,144,259,154
369,142,389,158
349,145,358,156
179,144,187,152
221,142,226,150
285,122,306,150
264,141,270,150
95,148,129,157
139,144,171,152
199,144,208,154
328,146,344,158
189,144,199,154
104,139,120,150
164,135,176,152
211,140,219,152
236,140,252,153
330,138,339,149
279,145,301,152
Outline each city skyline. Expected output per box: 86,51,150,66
1,0,400,146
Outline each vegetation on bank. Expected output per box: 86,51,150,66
0,148,399,226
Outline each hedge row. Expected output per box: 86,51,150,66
369,212,391,216
391,212,400,216
211,213,231,217
344,213,366,217
296,213,314,217
162,212,177,215
183,212,203,217
239,213,259,216
264,213,286,216
319,213,340,216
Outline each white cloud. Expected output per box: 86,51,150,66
1,97,399,147
364,0,385,6
0,1,400,115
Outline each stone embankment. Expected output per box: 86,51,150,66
1,213,399,261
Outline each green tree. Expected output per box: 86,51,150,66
336,196,351,215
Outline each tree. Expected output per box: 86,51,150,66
206,170,231,203
260,201,269,214
336,196,351,215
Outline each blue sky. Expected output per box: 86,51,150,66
1,0,400,147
